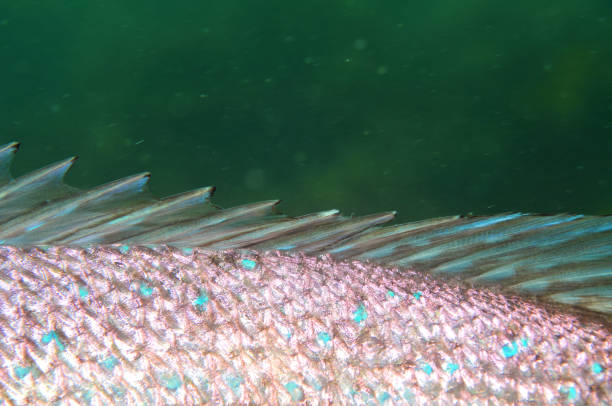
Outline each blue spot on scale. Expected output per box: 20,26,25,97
284,381,304,401
78,285,89,298
592,363,603,374
378,391,391,403
41,330,65,351
446,362,459,375
194,291,209,310
14,365,31,379
387,290,395,298
413,291,422,300
421,363,432,375
501,341,518,358
163,374,182,391
119,245,130,254
225,374,243,395
560,385,577,400
41,332,54,344
182,247,193,255
317,331,331,345
100,356,118,371
241,259,257,270
353,303,367,323
139,283,153,296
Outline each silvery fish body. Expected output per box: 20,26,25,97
0,142,610,405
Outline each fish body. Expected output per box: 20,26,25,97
1,245,610,405
0,142,610,404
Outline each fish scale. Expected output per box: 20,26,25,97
0,141,610,404
0,246,609,405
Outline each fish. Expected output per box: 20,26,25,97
0,141,610,405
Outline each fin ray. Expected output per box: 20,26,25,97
0,144,610,317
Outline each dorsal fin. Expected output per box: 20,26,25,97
0,141,610,317
0,156,78,223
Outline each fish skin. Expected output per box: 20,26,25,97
0,245,609,405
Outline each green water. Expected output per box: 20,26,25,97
1,1,611,222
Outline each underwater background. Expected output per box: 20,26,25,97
1,1,611,222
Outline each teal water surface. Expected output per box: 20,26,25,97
1,1,611,222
